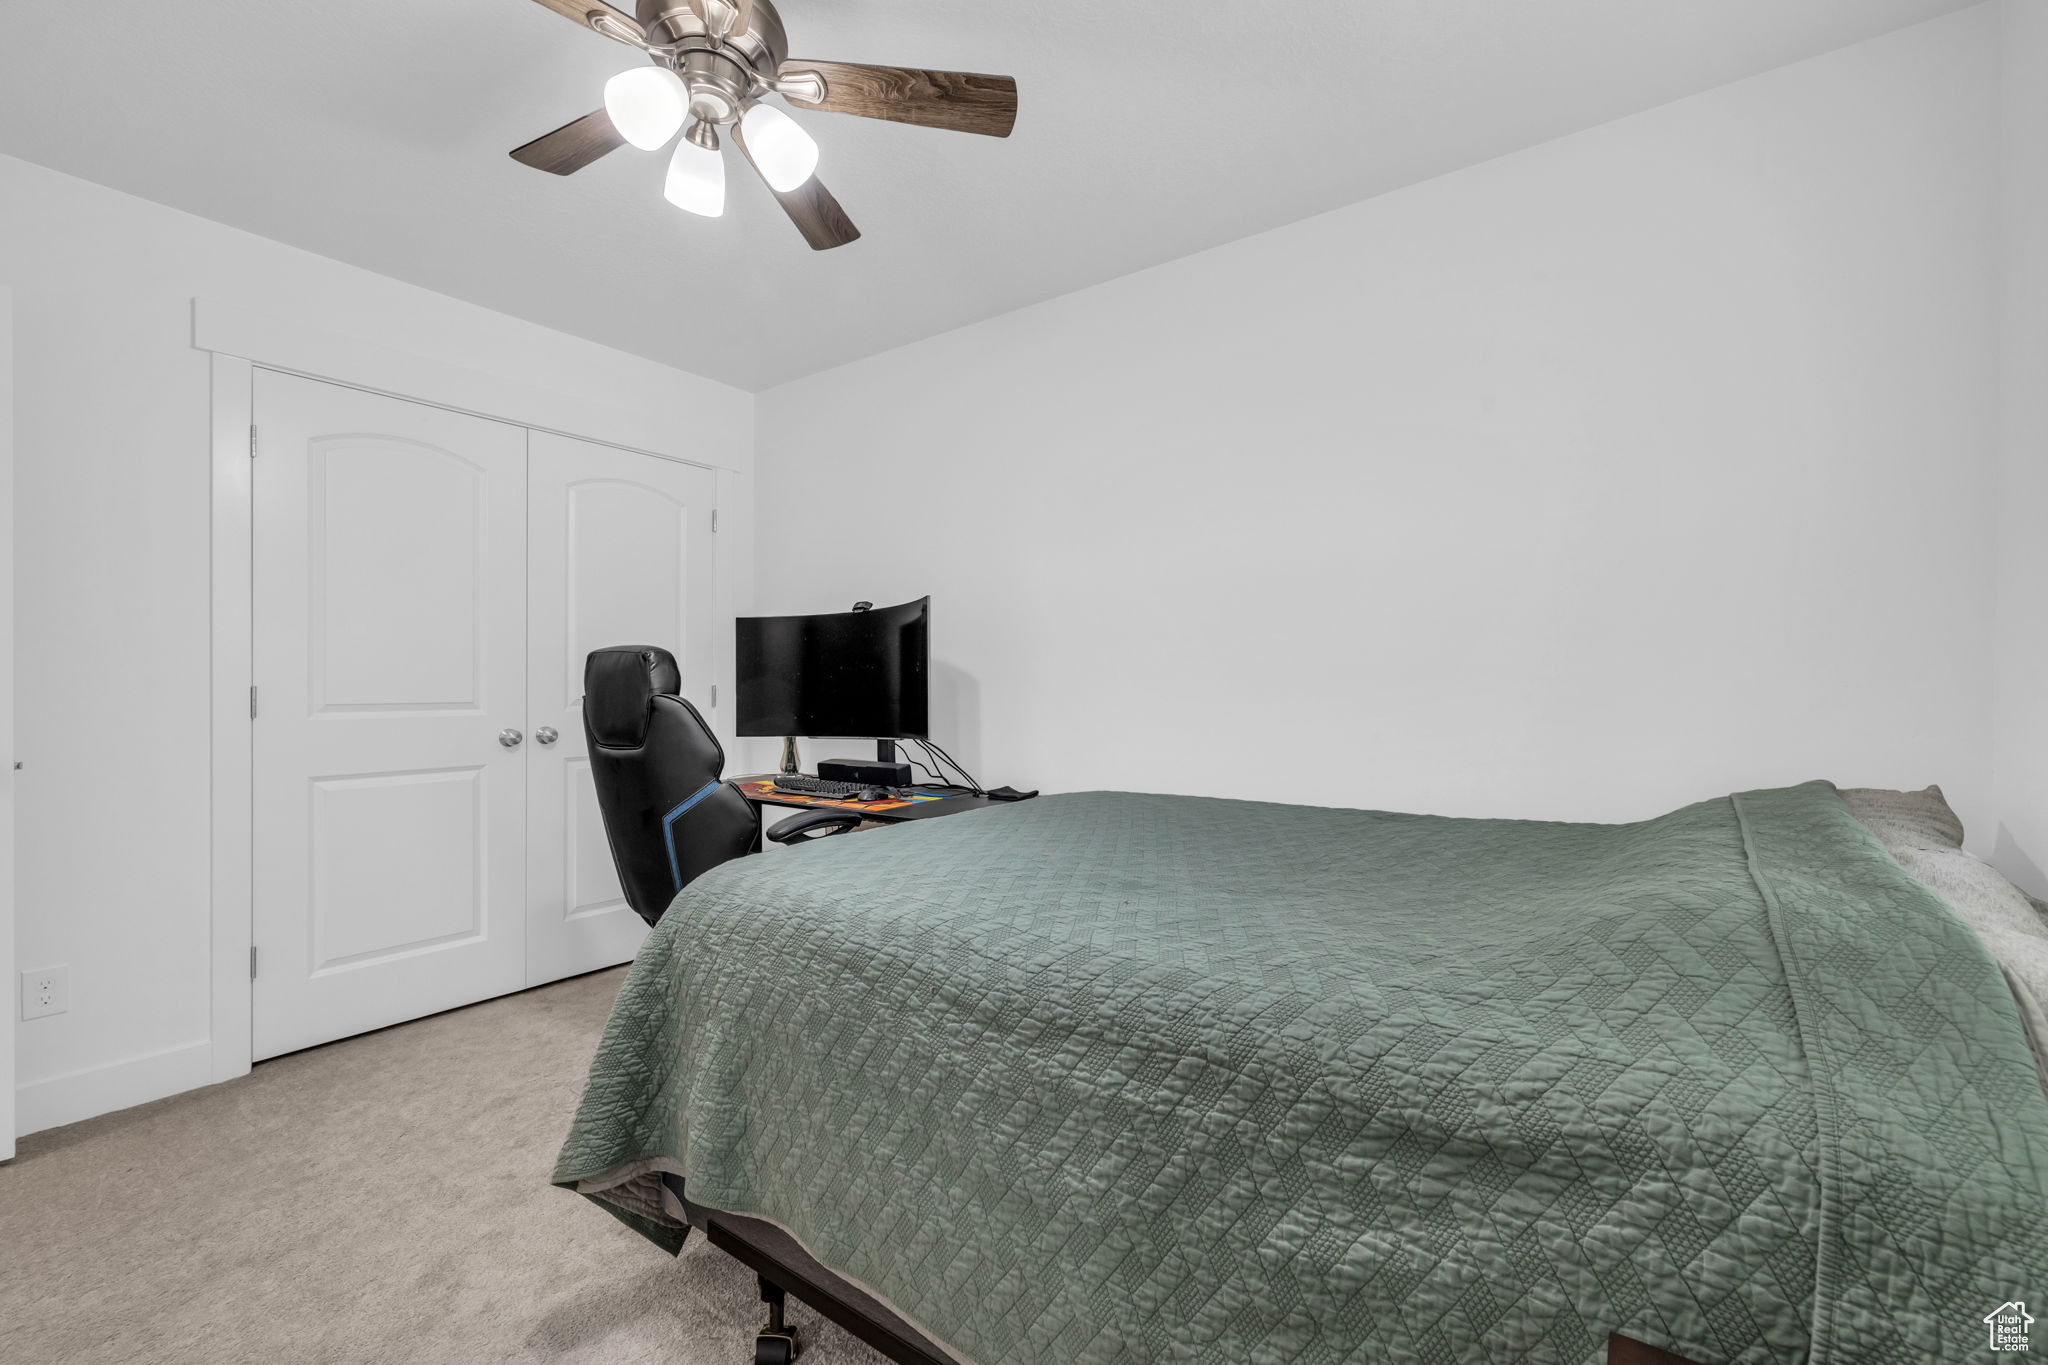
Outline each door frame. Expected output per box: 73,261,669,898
203,304,734,1079
1,287,15,1156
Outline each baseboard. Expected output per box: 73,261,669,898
15,1038,214,1138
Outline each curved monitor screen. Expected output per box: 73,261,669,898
735,597,930,739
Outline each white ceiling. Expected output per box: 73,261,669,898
0,0,1976,389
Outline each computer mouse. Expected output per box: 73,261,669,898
856,786,887,802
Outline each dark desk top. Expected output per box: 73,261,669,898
732,776,995,824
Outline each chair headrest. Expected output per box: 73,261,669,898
584,646,682,748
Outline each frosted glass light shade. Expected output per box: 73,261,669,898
665,138,726,217
604,66,689,150
739,103,819,192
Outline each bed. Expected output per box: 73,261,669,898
555,781,2048,1364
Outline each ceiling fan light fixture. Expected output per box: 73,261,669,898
604,66,689,150
513,0,1017,251
740,103,819,192
665,136,726,217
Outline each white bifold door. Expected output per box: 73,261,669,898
525,430,717,984
252,372,717,1060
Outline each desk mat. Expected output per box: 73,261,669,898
735,777,952,815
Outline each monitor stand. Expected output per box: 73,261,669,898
870,739,911,786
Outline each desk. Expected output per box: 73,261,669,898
733,776,997,826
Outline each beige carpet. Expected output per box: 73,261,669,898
1,967,893,1365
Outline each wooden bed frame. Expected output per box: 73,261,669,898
664,1176,1712,1365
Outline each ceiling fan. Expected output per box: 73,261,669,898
511,0,1018,250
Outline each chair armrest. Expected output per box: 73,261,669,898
765,808,865,844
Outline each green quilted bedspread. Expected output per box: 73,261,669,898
555,783,2048,1363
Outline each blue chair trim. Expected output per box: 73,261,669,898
662,780,725,892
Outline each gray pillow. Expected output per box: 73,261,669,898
1837,784,1965,850
1841,784,2048,1097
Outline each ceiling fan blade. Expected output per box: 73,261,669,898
733,125,861,251
776,60,1017,139
526,0,646,44
510,110,625,175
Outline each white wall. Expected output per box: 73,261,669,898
7,3,2030,1137
1,153,752,1135
1992,0,2048,897
756,10,2002,832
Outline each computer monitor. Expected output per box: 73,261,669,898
735,597,930,741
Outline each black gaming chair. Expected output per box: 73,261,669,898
583,645,862,927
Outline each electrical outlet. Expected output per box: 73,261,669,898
21,965,67,1020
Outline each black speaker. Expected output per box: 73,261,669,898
819,757,914,787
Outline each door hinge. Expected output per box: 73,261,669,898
249,424,258,459
710,508,719,533
249,684,258,720
250,946,258,979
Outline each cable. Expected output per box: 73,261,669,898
908,739,963,790
903,738,967,793
936,741,985,792
899,749,946,784
917,737,986,796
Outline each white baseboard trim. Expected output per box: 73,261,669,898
16,1039,214,1138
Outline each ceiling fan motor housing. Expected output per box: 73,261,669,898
635,0,790,126
678,48,753,124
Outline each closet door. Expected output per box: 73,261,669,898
252,372,529,1060
526,431,718,985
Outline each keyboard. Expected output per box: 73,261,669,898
769,775,872,797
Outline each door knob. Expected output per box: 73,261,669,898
535,726,559,746
499,728,523,748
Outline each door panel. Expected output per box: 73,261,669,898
565,757,623,919
253,371,528,1060
310,767,484,968
527,431,718,985
311,441,485,710
566,480,690,698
